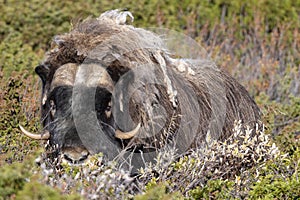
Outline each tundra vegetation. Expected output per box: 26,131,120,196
0,0,299,199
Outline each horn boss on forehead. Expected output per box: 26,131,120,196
50,63,78,92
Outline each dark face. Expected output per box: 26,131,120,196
36,63,117,164
42,85,114,163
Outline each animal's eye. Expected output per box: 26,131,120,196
49,99,56,117
105,101,112,118
105,105,111,112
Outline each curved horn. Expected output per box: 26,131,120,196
19,125,50,140
115,123,141,139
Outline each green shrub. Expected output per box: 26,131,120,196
0,31,40,78
0,157,80,200
0,74,41,163
16,181,81,200
256,94,300,154
0,154,36,199
134,183,184,200
1,0,299,47
249,174,300,199
0,159,32,199
248,149,300,199
189,180,235,200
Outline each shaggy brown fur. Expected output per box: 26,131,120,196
36,10,261,164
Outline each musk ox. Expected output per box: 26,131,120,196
20,10,261,169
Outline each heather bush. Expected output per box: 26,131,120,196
0,162,31,198
8,121,295,199
0,74,41,163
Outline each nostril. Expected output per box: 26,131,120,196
62,147,89,164
78,153,89,162
63,154,75,164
